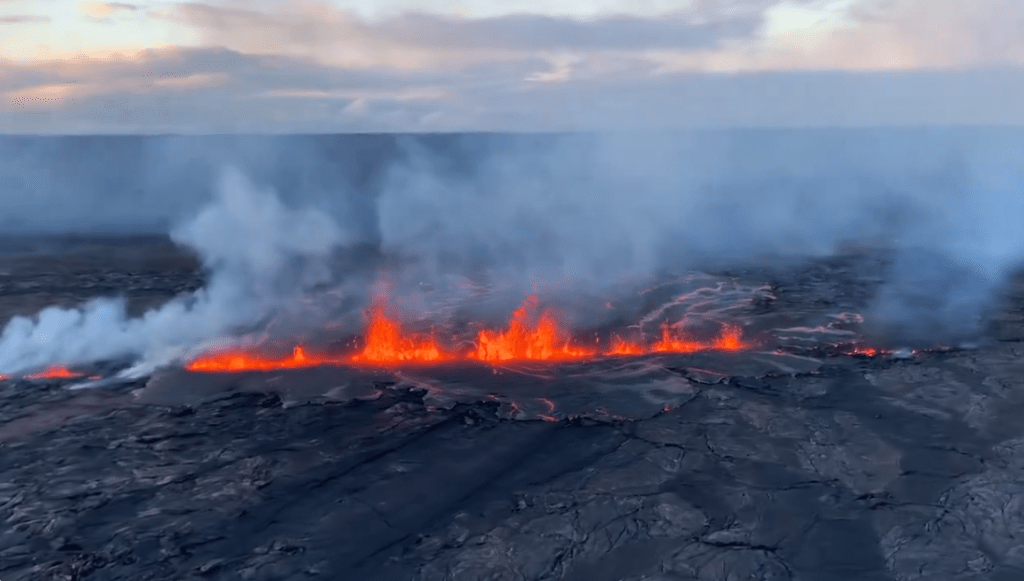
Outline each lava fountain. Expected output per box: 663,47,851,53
351,299,450,364
183,294,753,373
471,296,596,362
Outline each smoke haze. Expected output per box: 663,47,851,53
0,129,1021,373
0,168,347,374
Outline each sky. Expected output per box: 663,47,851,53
2,0,1023,132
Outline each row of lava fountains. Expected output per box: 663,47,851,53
1,295,751,381
186,295,748,373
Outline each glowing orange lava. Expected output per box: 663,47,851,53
848,345,886,357
351,300,450,364
472,296,595,362
185,345,335,373
607,335,647,356
184,294,753,372
24,366,87,380
652,323,745,353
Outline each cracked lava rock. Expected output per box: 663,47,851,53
3,239,1024,581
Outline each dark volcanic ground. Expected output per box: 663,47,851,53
3,239,1024,581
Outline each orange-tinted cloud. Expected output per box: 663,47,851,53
3,0,1024,133
3,45,1024,134
154,0,1024,74
79,2,138,19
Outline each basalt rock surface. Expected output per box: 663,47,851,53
1,240,1024,581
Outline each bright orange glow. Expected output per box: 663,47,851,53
716,326,745,350
652,323,745,353
849,345,885,357
185,345,336,373
183,294,754,373
607,335,647,356
350,300,450,364
24,366,87,380
472,296,595,362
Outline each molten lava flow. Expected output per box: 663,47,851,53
24,366,87,380
607,335,647,356
351,300,450,364
846,344,894,357
714,325,745,350
184,294,754,372
651,323,746,354
472,296,596,362
186,346,332,373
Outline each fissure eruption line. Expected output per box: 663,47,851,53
184,295,750,373
0,366,94,381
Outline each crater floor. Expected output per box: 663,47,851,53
2,238,1024,581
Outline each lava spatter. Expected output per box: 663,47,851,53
351,299,450,364
183,294,754,372
651,323,746,353
471,296,596,362
185,345,334,373
606,335,647,357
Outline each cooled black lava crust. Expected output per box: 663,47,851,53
3,237,1024,581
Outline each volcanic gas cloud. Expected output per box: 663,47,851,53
7,129,1007,381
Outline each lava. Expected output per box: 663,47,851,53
184,294,754,373
185,346,337,373
471,296,595,362
24,366,88,380
0,367,92,381
837,342,889,358
653,323,745,353
351,300,450,364
607,335,647,356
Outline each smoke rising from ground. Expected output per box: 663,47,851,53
0,168,347,375
376,131,1024,344
0,129,1021,373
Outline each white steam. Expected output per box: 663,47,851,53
1,131,1023,374
0,168,347,375
866,143,1024,345
376,132,1024,345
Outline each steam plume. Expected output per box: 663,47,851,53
375,132,1024,345
1,130,1022,375
0,168,347,375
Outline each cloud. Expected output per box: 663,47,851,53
849,0,1024,68
3,45,1024,133
80,1,138,19
5,128,1022,355
3,0,1024,132
158,0,1024,74
160,1,769,68
703,0,1024,71
0,15,50,24
340,11,760,51
0,47,479,131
